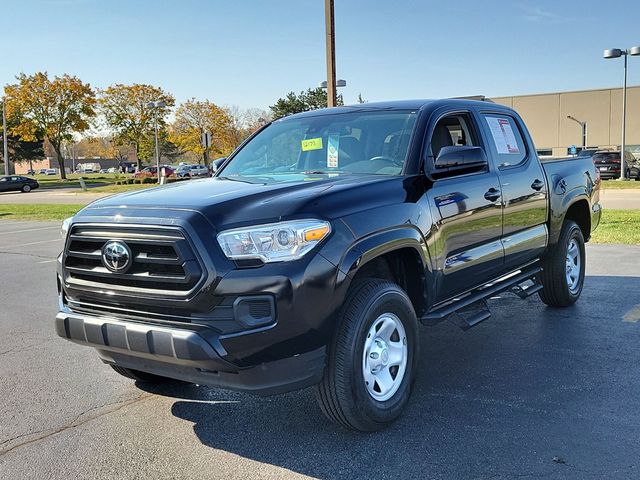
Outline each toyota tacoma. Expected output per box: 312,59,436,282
56,99,601,431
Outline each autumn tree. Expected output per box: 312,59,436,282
269,88,343,119
98,84,174,170
170,99,235,165
5,72,96,179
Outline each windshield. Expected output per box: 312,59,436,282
219,110,417,183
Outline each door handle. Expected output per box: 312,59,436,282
484,188,501,202
531,179,545,191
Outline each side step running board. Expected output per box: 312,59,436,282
420,266,542,329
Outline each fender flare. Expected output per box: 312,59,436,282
338,225,432,280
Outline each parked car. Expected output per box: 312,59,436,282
0,175,40,193
176,164,209,178
45,168,57,175
134,165,175,178
39,168,48,174
99,168,109,174
592,151,639,180
56,99,601,431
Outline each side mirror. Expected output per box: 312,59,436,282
435,146,488,170
212,157,226,172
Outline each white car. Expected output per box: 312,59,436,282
45,168,57,175
189,164,210,177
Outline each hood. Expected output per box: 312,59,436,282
81,175,414,230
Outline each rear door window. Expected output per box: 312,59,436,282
481,114,527,168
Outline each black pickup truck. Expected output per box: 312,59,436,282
56,99,601,431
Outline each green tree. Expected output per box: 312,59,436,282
269,88,343,119
5,72,96,179
138,131,183,165
99,84,174,170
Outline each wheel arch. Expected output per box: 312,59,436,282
338,227,432,316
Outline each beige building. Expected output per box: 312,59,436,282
491,85,640,157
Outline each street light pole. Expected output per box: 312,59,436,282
153,114,160,182
621,52,627,180
604,46,640,180
146,100,166,183
567,115,587,150
324,0,337,107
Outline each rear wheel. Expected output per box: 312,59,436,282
110,365,186,384
315,279,419,431
22,184,31,193
538,220,585,307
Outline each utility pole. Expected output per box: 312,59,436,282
2,98,9,176
324,0,337,107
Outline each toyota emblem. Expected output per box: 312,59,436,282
101,240,132,273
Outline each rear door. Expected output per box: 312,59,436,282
478,110,548,270
424,109,505,302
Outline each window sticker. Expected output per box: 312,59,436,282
301,137,323,151
485,117,520,154
327,134,340,168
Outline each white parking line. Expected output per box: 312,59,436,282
0,226,60,235
3,239,61,248
37,259,58,264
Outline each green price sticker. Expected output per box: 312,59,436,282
301,137,323,151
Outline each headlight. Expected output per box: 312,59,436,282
217,220,331,263
61,216,73,239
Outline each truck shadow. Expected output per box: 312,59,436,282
138,275,640,479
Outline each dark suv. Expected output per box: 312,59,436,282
56,99,601,431
592,150,639,180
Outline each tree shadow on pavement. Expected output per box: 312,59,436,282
141,275,640,479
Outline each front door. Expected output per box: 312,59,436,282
423,111,504,303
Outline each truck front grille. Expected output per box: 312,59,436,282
63,225,204,298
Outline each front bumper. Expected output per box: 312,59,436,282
55,311,326,395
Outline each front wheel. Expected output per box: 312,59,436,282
22,184,31,193
315,279,419,431
538,220,586,307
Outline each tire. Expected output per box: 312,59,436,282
315,279,419,431
538,220,585,307
110,365,185,384
22,184,31,193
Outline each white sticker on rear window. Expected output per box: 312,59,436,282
486,117,520,154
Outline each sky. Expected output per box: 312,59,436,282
2,0,640,110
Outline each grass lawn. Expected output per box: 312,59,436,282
0,204,84,221
82,183,156,194
590,209,640,245
601,180,640,189
35,173,124,189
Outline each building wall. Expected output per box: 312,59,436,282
491,85,640,157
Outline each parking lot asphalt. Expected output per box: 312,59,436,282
1,221,640,479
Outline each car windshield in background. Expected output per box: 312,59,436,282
219,110,418,183
593,153,620,162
